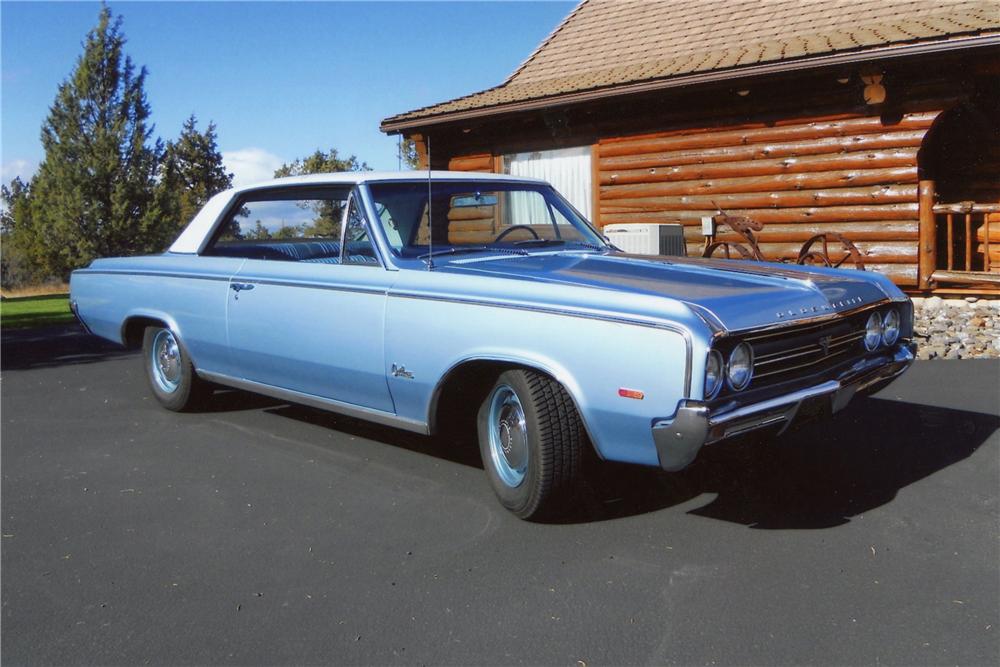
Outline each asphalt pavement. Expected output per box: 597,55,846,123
2,325,998,666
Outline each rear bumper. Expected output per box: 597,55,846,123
652,342,916,471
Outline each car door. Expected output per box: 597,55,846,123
215,188,395,413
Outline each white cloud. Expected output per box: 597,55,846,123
222,148,284,189
1,158,37,183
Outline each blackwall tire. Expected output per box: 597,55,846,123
477,369,584,520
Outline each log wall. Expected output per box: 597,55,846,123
597,111,944,286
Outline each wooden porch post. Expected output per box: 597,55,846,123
590,143,601,228
918,180,936,290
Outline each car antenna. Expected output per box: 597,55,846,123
426,135,434,270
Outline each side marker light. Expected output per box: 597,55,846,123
618,388,645,400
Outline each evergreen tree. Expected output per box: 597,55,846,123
1,178,38,286
159,115,233,234
28,5,165,278
274,149,369,238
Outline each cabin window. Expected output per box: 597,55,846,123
503,146,592,221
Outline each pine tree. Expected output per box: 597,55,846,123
159,115,233,235
28,5,164,278
1,178,38,287
274,149,369,238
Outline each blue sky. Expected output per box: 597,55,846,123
2,1,574,186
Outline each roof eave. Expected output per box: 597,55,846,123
381,33,1000,134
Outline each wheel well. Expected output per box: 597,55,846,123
121,316,168,349
431,360,535,438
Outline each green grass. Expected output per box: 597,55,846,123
0,294,75,329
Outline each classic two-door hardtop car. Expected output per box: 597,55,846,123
70,172,916,519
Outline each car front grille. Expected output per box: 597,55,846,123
746,318,866,386
729,308,884,391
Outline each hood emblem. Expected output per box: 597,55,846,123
776,296,864,318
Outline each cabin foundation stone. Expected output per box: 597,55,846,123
910,296,1000,359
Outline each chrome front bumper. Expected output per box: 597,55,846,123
652,342,917,471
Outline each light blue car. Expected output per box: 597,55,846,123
70,172,916,519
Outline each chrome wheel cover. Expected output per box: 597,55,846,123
151,329,182,393
487,384,529,488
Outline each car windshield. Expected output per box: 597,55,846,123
366,180,606,259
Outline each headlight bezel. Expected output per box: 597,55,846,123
864,311,883,351
726,341,754,391
704,349,724,399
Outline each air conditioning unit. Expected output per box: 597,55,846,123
603,223,687,256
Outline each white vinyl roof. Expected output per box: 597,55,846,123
169,170,546,254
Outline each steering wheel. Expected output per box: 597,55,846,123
495,225,541,242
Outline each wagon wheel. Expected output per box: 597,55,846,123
797,233,866,270
703,241,759,261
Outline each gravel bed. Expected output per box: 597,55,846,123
910,296,1000,360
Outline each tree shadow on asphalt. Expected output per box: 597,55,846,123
1,325,134,371
253,392,998,529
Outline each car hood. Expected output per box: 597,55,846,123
439,251,893,332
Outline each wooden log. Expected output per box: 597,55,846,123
600,149,918,185
448,154,494,172
598,112,938,158
446,220,495,233
601,168,918,200
599,204,919,225
447,206,496,222
602,185,918,211
682,221,920,243
753,241,916,263
598,131,928,171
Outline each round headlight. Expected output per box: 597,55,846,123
882,309,900,346
864,311,883,351
705,350,724,398
726,342,754,391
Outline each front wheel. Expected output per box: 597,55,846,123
142,326,208,411
477,369,584,520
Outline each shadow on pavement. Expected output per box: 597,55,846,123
1,325,133,371
567,395,999,527
251,391,998,528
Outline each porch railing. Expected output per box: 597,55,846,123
918,181,1000,289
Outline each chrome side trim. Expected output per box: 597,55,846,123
392,290,695,396
73,269,230,282
197,370,429,435
232,278,387,295
73,269,387,296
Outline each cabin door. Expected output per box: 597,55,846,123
504,146,593,222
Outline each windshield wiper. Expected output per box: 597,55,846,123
513,239,567,247
513,239,607,251
418,245,491,260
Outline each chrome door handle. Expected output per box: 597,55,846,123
230,282,255,292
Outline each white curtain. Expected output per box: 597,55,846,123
505,146,592,221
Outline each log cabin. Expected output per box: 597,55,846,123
381,0,1000,294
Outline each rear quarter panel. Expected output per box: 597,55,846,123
70,254,245,375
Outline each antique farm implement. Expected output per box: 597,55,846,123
702,211,867,270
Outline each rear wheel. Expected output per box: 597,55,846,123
142,326,208,411
477,369,584,520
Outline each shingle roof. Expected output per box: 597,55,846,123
382,0,1000,130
